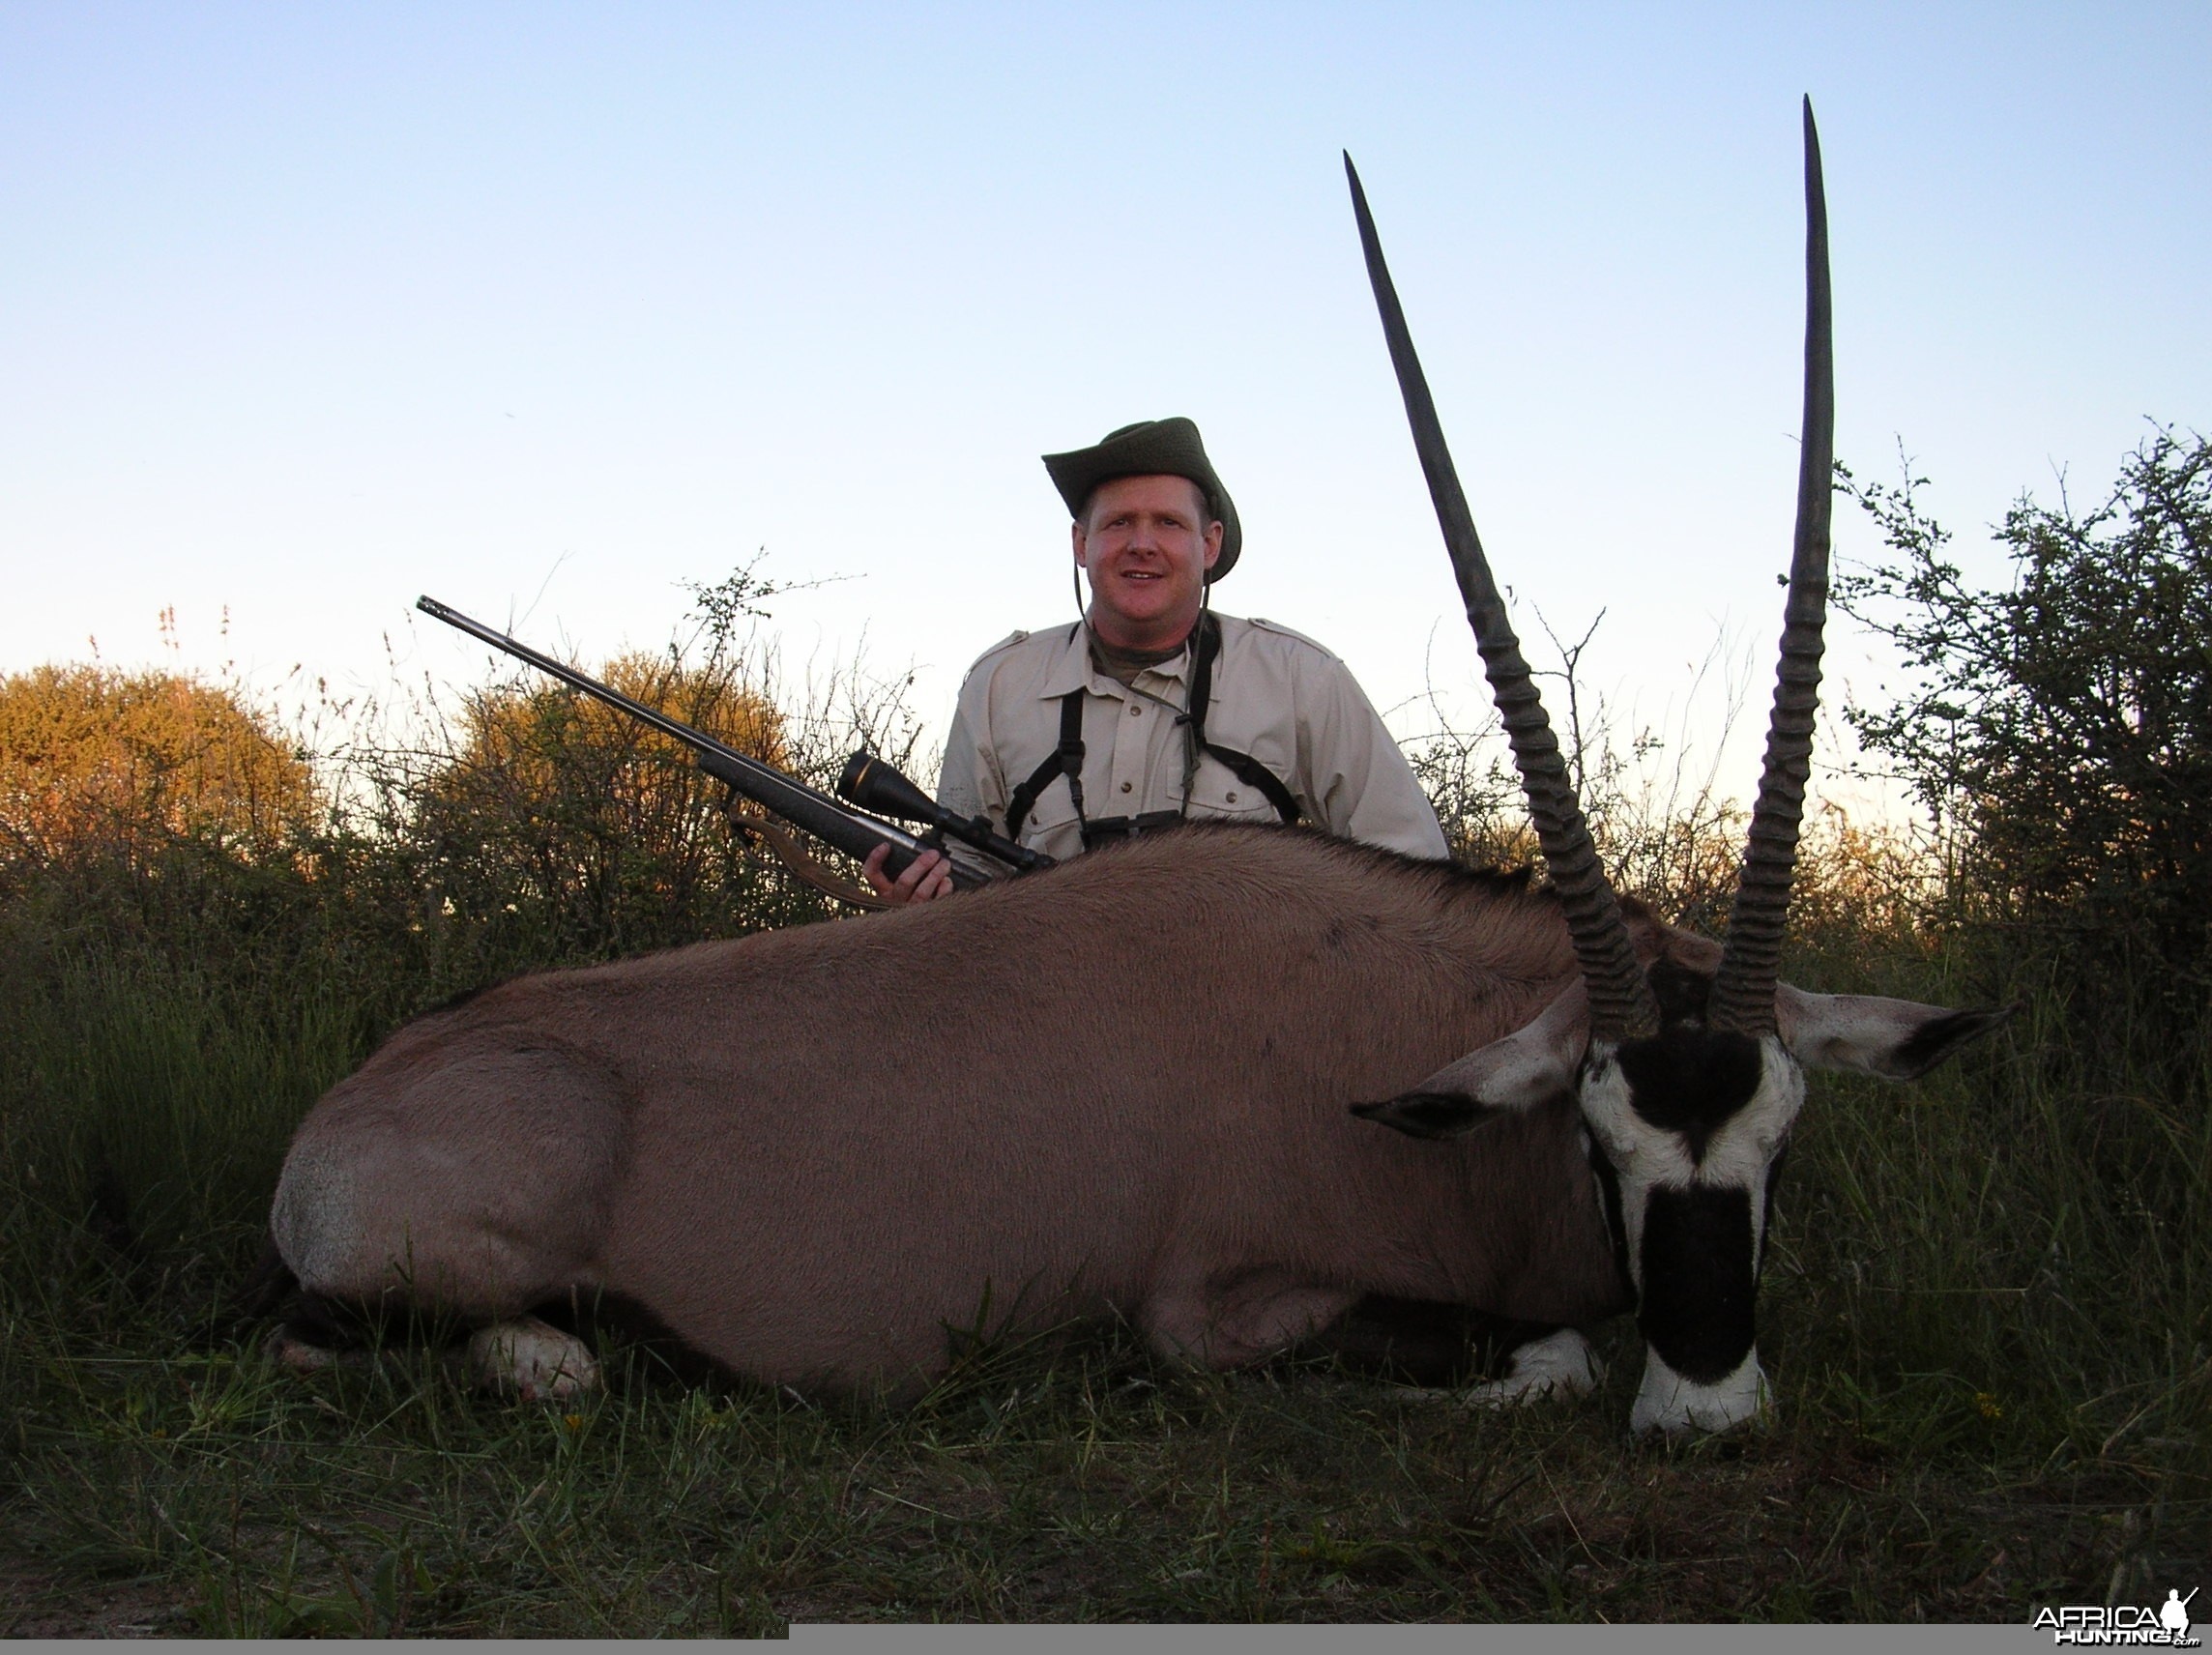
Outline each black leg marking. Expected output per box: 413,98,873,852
1638,1184,1758,1385
1295,1297,1526,1386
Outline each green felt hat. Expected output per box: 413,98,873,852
1041,417,1241,581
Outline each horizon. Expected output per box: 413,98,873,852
7,4,2206,814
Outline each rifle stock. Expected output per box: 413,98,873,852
416,596,1001,891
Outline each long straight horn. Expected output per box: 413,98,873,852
1345,152,1658,1041
1709,99,1835,1036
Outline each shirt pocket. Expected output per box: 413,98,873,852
1182,754,1287,825
1012,781,1088,860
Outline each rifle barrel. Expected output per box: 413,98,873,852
416,596,987,890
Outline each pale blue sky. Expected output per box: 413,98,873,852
5,4,2205,795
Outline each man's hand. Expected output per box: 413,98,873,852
862,843,954,906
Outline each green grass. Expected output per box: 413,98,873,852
2,935,2205,1632
0,1305,2195,1633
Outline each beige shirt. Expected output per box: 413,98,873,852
936,613,1449,867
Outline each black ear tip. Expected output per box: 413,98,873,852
1959,1002,2023,1038
1894,1002,2016,1078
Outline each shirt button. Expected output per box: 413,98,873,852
1128,704,1143,717
1120,781,1133,793
1227,791,1238,803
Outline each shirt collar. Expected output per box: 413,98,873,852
1037,620,1195,699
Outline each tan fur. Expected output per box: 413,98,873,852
274,824,1662,1395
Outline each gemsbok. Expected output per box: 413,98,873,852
265,102,2006,1435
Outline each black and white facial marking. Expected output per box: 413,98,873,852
1356,973,2008,1435
1577,965,1801,1436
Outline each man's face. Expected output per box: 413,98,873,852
1072,474,1223,648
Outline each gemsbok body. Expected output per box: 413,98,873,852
266,102,2006,1433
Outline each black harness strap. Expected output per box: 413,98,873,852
1003,615,1302,843
1182,613,1303,828
1004,687,1088,843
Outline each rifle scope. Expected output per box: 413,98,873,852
837,753,1055,874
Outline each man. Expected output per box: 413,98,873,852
864,417,1446,902
858,419,1478,1381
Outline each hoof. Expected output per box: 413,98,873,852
1459,1327,1604,1409
465,1316,601,1402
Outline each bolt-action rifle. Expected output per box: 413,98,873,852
416,597,1052,898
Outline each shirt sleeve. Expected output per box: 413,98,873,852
935,695,995,826
1297,652,1451,860
934,659,1011,881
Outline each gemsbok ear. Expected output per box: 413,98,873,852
1353,982,1588,1139
1776,985,2017,1081
1351,1091,1500,1139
